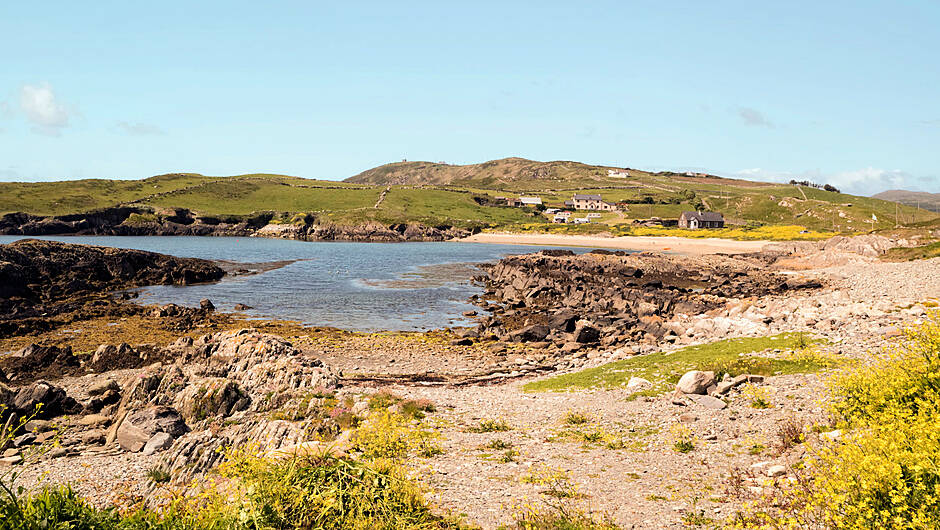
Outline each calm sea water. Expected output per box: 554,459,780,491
0,235,595,331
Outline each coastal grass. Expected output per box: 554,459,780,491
881,240,940,261
0,453,461,530
523,333,837,393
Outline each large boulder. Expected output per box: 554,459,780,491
573,324,600,344
676,370,716,395
10,381,80,419
116,406,188,452
507,324,550,343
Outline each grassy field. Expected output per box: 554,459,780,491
523,333,836,393
2,158,936,236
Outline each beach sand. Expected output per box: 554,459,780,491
457,231,770,254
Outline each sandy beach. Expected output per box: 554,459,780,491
457,231,771,254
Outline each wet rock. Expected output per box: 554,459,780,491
507,324,550,343
233,303,253,311
0,344,79,382
116,406,188,453
199,298,215,312
86,343,146,372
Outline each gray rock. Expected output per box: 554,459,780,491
11,381,80,419
676,371,716,395
142,432,174,455
687,394,727,410
13,433,36,447
88,378,120,396
766,464,787,477
116,406,188,453
0,456,23,466
81,430,106,445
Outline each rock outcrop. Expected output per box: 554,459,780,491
0,207,471,243
0,239,226,336
471,250,820,349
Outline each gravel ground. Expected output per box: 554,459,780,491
10,256,940,529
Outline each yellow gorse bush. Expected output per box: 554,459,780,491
733,312,940,529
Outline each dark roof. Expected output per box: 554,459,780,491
681,211,724,222
573,194,603,201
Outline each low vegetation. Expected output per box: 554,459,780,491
732,312,940,528
523,333,838,393
881,240,940,261
3,158,935,235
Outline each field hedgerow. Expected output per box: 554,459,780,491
731,311,940,529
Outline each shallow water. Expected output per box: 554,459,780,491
0,235,599,331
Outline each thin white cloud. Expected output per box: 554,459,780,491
730,167,937,195
19,82,71,136
116,121,165,136
737,107,774,128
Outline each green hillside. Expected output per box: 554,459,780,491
1,159,937,236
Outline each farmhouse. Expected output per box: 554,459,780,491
678,211,725,229
571,194,616,211
607,169,629,178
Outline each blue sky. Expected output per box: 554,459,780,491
1,1,938,195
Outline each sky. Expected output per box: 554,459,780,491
1,1,938,196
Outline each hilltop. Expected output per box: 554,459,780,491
873,189,940,213
1,159,937,238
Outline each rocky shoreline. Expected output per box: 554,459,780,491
465,249,822,352
2,235,939,528
0,206,471,242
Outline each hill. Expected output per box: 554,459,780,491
873,189,940,213
1,160,937,237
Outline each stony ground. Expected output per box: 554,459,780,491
8,255,940,529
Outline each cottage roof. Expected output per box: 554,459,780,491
680,211,724,222
573,194,603,201
519,196,542,205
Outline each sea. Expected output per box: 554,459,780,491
0,235,598,331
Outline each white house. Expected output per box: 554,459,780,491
607,169,629,178
518,196,542,206
571,194,616,211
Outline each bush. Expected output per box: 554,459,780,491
0,452,459,530
735,312,940,528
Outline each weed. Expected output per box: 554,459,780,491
485,439,513,450
775,417,805,453
563,411,591,425
671,425,696,453
468,419,511,433
743,384,773,409
146,466,171,484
